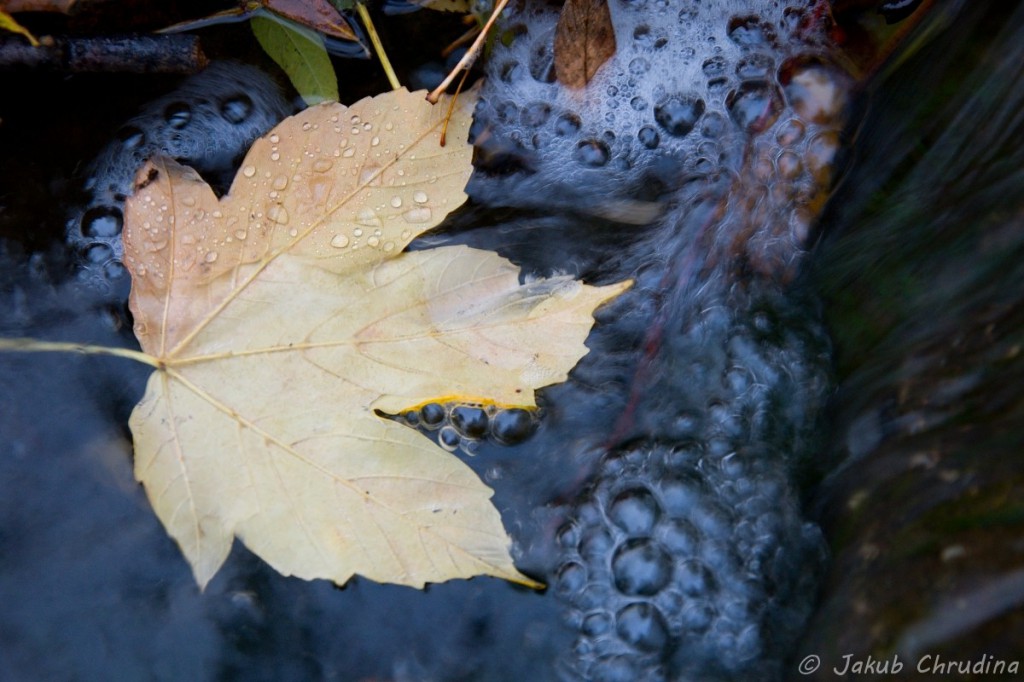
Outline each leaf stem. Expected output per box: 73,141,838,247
439,68,470,146
427,0,509,104
0,337,161,368
356,2,401,91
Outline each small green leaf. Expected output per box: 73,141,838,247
251,13,339,106
1,10,40,46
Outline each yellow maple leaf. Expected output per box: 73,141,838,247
120,87,629,590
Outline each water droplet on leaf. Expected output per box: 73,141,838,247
403,207,432,223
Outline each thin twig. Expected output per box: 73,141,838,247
356,2,401,91
0,33,207,73
440,22,480,59
0,338,161,368
439,68,471,146
426,0,509,104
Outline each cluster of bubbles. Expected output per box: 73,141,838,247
470,0,850,240
555,441,827,682
65,62,291,294
392,401,540,456
551,288,832,681
468,1,850,678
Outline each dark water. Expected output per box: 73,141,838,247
2,1,1023,680
796,1,1024,675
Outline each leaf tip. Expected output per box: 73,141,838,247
509,573,546,590
594,278,633,307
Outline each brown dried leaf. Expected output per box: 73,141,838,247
261,0,358,43
553,0,617,88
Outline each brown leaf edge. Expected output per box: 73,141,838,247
553,0,617,88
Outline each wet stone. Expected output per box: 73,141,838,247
612,539,673,596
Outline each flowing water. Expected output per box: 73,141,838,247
1,1,1023,680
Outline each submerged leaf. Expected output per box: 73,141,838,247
123,88,628,590
251,14,339,106
553,0,617,88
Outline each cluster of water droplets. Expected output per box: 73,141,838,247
239,104,449,261
66,62,292,293
69,69,465,295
